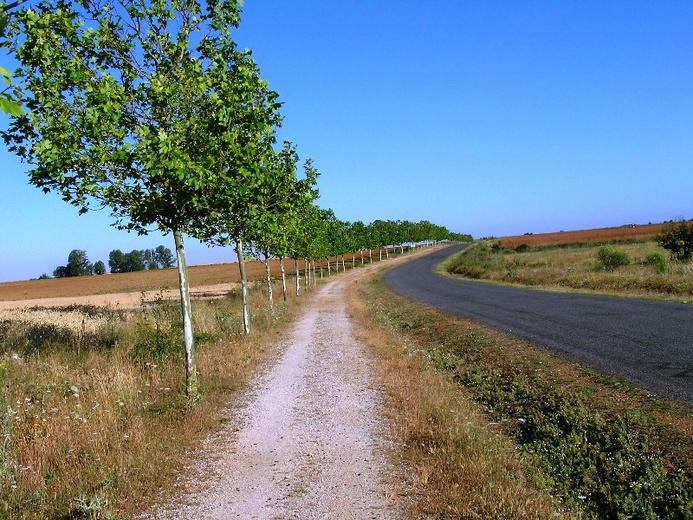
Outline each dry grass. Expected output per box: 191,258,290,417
0,279,310,519
347,273,568,519
353,271,693,518
447,239,693,300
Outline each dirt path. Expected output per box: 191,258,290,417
143,267,404,519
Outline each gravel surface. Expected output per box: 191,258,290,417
142,269,403,519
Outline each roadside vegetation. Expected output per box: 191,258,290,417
355,273,693,519
0,245,443,519
444,235,693,300
0,280,309,519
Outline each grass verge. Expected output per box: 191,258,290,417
443,240,693,301
351,271,693,519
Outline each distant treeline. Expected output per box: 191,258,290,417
49,246,175,278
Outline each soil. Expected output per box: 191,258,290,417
0,283,237,310
499,223,665,247
138,263,409,519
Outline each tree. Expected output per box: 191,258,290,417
0,1,24,116
93,260,106,275
658,219,693,262
124,249,145,272
154,245,175,268
66,249,92,276
108,249,127,274
3,0,281,398
244,143,320,309
142,248,156,270
53,249,92,277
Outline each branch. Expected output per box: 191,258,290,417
1,0,27,12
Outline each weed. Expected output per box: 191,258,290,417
645,251,669,274
595,246,631,272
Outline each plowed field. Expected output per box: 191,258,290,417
499,223,665,248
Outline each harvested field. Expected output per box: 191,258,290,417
499,223,666,248
0,251,384,306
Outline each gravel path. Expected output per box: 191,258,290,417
144,268,403,519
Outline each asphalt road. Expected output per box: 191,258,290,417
384,244,693,405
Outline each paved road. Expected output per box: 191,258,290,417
384,244,693,405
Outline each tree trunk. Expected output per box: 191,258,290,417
341,255,345,271
360,250,364,265
295,258,300,296
236,241,250,334
304,259,309,292
369,249,373,264
263,256,274,313
326,257,331,276
379,249,382,261
174,230,198,398
385,247,389,259
280,257,287,302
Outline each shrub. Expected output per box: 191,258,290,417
596,246,631,272
658,220,693,262
645,252,669,274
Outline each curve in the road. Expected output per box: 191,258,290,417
384,244,693,405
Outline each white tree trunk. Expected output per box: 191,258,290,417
304,259,309,292
327,257,331,276
280,257,287,302
295,258,300,296
236,241,250,335
174,230,198,398
360,250,364,265
379,249,382,261
369,249,373,264
264,256,274,313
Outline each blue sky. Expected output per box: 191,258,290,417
1,1,692,282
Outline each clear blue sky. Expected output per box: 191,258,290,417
1,1,692,282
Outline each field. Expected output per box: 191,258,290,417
0,251,386,307
498,222,666,248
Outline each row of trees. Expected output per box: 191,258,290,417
53,249,105,278
1,0,467,397
51,246,175,277
109,246,175,273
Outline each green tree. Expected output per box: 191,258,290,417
2,0,279,397
125,249,145,272
248,144,320,307
154,245,175,268
108,249,127,273
92,260,106,275
66,249,92,276
658,219,693,262
0,1,24,116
